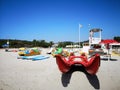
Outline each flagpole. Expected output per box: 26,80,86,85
78,24,80,50
79,24,82,50
88,24,91,47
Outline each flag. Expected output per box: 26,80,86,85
79,24,82,28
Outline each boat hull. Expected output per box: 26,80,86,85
55,54,100,75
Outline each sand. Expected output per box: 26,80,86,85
0,48,120,90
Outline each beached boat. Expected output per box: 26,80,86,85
55,53,100,75
51,48,63,57
17,55,49,60
18,48,41,56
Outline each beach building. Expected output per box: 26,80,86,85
82,28,120,55
100,40,120,55
66,44,79,48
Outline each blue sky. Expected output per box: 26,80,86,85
0,0,120,42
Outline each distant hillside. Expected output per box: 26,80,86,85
1,36,119,48
0,39,33,48
0,39,53,48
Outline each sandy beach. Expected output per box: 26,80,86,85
0,48,120,90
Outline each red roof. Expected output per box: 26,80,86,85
100,39,118,44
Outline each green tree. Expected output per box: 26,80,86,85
49,41,54,47
58,41,74,47
114,36,120,42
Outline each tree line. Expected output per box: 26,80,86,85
0,39,79,48
0,39,54,48
114,36,120,42
0,36,120,48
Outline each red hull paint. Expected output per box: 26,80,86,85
55,54,100,75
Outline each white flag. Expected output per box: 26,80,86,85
79,24,82,28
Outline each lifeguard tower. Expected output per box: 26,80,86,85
82,28,102,54
88,28,104,55
89,28,102,46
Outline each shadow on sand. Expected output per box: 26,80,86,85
61,66,100,89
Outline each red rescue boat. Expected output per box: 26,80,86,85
55,53,100,75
